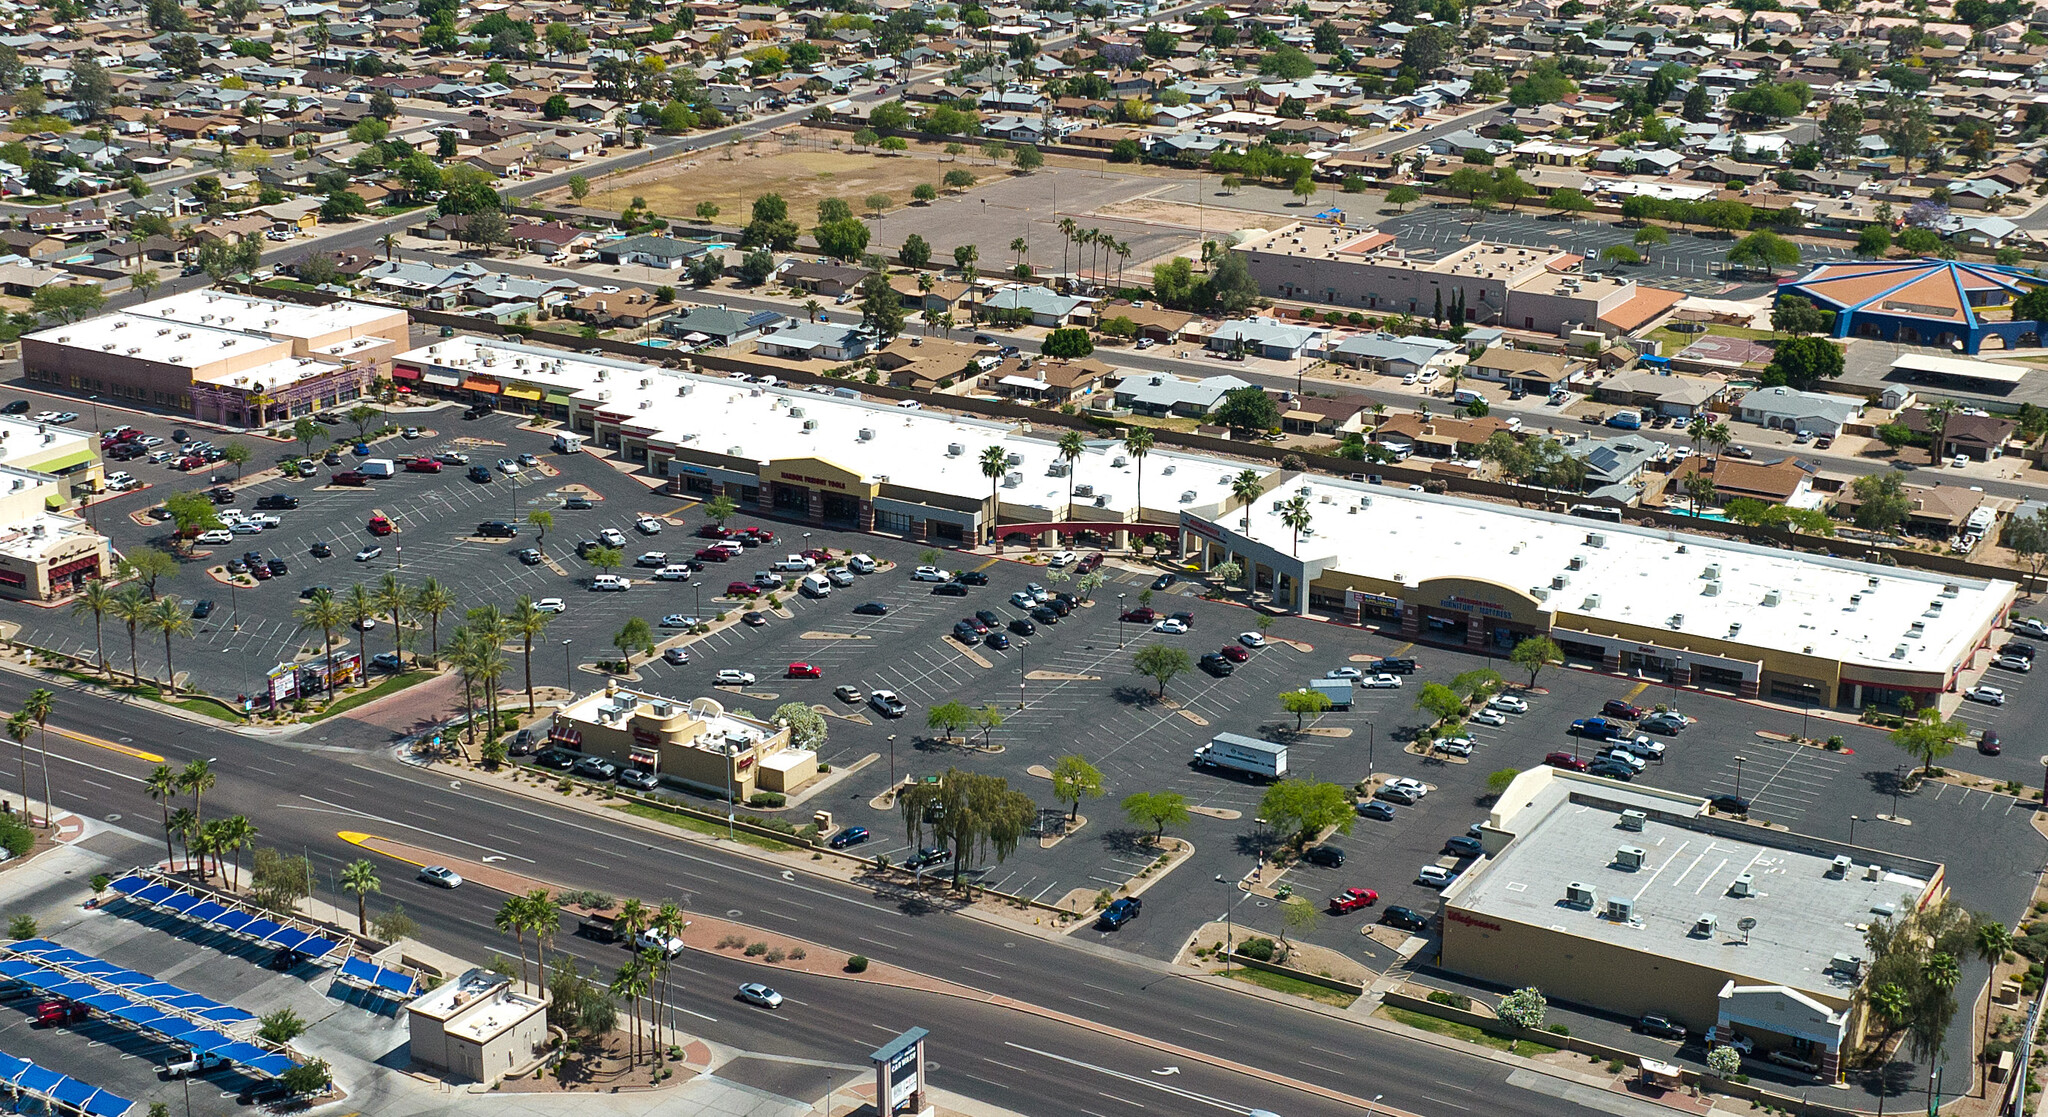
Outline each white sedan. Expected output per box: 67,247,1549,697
1966,685,2007,705
911,565,951,582
1384,777,1429,798
1047,550,1078,567
1488,694,1529,713
1469,709,1508,727
535,597,566,613
715,669,756,686
1325,667,1363,680
1361,674,1402,689
418,865,463,889
1239,632,1266,648
737,983,783,1009
1152,618,1189,634
635,517,663,535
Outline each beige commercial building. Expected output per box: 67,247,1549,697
405,968,548,1086
1439,768,1945,1081
1233,224,1682,337
0,464,109,600
551,686,820,801
21,289,409,424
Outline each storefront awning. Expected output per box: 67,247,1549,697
391,367,421,381
502,387,542,402
544,392,573,406
460,378,501,394
35,448,95,473
421,372,460,387
548,725,582,745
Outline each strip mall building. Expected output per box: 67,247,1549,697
394,335,2010,710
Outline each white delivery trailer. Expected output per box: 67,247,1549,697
358,458,397,478
1192,732,1288,781
1308,678,1353,710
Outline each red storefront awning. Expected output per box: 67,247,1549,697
391,367,421,381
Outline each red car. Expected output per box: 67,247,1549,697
1077,552,1105,573
366,515,394,536
698,524,732,539
1119,607,1156,623
405,457,441,473
1219,644,1249,663
332,471,371,486
175,455,205,471
1602,699,1647,720
801,548,832,564
740,527,774,545
1544,751,1590,772
786,662,822,678
1328,887,1379,914
33,1000,87,1027
724,582,761,597
694,548,730,562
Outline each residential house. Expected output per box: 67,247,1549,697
872,336,982,392
1832,481,1990,538
985,286,1085,328
1205,318,1321,360
1901,408,2017,461
1115,372,1254,417
1593,370,1727,418
1668,455,1818,508
779,260,867,298
662,305,779,348
570,288,667,329
1329,333,1454,377
1464,347,1585,394
1371,412,1515,460
1575,434,1668,502
754,321,871,361
593,235,704,270
989,356,1114,405
1735,385,1863,436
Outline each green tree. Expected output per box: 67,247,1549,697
1212,386,1279,433
1279,688,1332,730
1858,223,1894,257
1121,790,1190,841
1727,231,1801,276
1132,643,1193,698
1890,709,1968,778
1851,470,1912,533
611,616,655,670
1386,184,1420,212
774,701,828,751
1486,768,1521,798
259,1007,307,1044
1498,986,1548,1028
1415,681,1464,725
1259,780,1355,846
341,859,380,935
1050,755,1105,820
1764,335,1844,390
32,285,105,324
1510,635,1561,688
898,767,1038,887
857,269,906,342
1041,327,1094,360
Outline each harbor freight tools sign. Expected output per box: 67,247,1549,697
871,1026,929,1115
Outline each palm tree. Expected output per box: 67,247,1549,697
1122,427,1154,550
1058,216,1078,281
179,757,215,838
5,712,29,826
375,573,409,668
803,299,821,323
110,587,151,686
523,888,557,998
494,895,531,991
613,898,649,957
413,578,456,658
1706,421,1732,463
294,589,345,699
145,764,178,867
527,510,553,556
341,859,380,935
22,689,51,831
1010,236,1028,269
1280,493,1313,556
71,579,116,675
1230,468,1263,532
377,231,399,263
346,585,377,683
467,605,508,726
144,596,192,695
166,806,197,872
613,957,650,1065
649,901,687,1052
978,444,1008,545
1114,239,1131,290
215,814,255,891
187,822,218,885
1685,413,1711,459
445,627,484,758
1057,430,1086,519
1369,401,1388,432
1929,398,1958,466
1975,918,2014,1095
510,596,553,714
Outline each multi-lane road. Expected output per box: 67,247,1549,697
0,665,1633,1117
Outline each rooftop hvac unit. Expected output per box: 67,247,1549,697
1893,644,1909,659
802,419,817,431
1552,574,1570,589
1942,582,1961,597
1872,901,1897,918
1703,581,1720,596
727,446,743,456
1002,472,1022,487
1830,855,1853,876
1584,593,1602,609
1048,460,1069,476
1763,590,1780,607
1586,532,1606,547
1530,586,1550,600
1618,810,1646,831
1606,897,1635,922
1729,622,1742,637
1615,846,1645,870
1829,953,1863,978
1909,621,1925,635
1094,495,1109,507
1729,874,1754,898
1179,490,1197,503
947,443,964,456
677,384,693,396
1006,452,1022,467
1866,864,1883,881
1162,464,1176,475
1668,613,1684,628
1567,555,1585,570
789,406,805,418
1112,455,1128,468
1692,913,1718,938
1074,484,1095,498
639,378,651,388
858,428,874,441
1564,882,1596,908
1703,564,1721,579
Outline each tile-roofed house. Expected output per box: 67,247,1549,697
1594,370,1727,418
1901,408,2017,461
1668,455,1817,507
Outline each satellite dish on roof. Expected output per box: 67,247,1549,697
1737,916,1757,944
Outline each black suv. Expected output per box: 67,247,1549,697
477,521,518,538
534,748,579,770
255,494,299,510
1380,906,1428,933
1097,897,1142,929
1635,1014,1688,1040
1375,657,1417,674
1200,652,1235,677
953,570,989,586
1009,618,1036,636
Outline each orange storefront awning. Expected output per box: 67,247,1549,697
460,378,501,394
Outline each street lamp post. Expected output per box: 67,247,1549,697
1367,721,1376,774
561,638,572,695
1365,1095,1385,1117
1667,654,1683,708
1849,814,1861,844
1733,755,1747,801
1117,592,1127,648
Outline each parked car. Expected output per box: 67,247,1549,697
715,669,756,686
1327,887,1378,914
1602,699,1647,720
1361,674,1402,689
1996,654,2033,673
1544,752,1590,772
1966,685,2007,705
869,689,907,717
1357,800,1398,820
570,757,618,780
911,565,951,582
1097,897,1142,929
833,685,864,704
1708,795,1753,815
786,662,822,678
1488,694,1528,714
1416,865,1456,888
617,769,661,792
1380,906,1429,932
852,601,889,616
1302,845,1345,868
1199,652,1235,677
829,826,871,849
1470,709,1508,727
1636,1015,1689,1041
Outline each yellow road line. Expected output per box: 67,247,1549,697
1392,642,1414,656
51,727,163,764
665,500,699,517
972,556,1000,572
338,831,426,868
1623,680,1651,701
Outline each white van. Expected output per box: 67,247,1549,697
800,572,832,597
1452,387,1486,406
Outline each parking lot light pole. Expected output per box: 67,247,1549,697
561,639,572,696
1849,815,1860,844
1734,755,1747,801
1117,593,1127,648
1367,721,1375,773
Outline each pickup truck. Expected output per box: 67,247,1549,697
1570,717,1624,741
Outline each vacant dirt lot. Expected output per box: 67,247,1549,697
569,140,974,223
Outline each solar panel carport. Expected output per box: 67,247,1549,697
0,1050,134,1117
105,873,342,963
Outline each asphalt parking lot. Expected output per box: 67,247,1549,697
1378,207,1859,298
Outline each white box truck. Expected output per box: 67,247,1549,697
553,432,585,453
1192,732,1288,781
799,572,832,597
1308,677,1354,710
358,458,397,478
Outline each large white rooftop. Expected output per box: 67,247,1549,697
1233,474,2008,674
133,289,401,340
26,313,285,367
